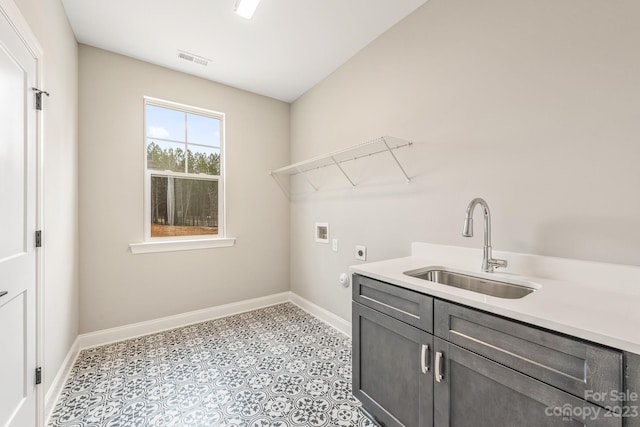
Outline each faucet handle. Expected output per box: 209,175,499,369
488,258,508,270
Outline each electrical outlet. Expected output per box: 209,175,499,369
355,245,367,261
332,239,338,252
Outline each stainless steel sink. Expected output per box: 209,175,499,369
404,267,538,299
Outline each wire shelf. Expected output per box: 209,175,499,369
269,136,412,198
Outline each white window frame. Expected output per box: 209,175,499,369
139,96,231,249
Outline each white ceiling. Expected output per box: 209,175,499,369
61,0,427,102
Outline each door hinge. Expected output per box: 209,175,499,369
35,230,42,248
35,367,42,385
32,88,50,111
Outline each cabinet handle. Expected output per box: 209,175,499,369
435,351,444,383
421,344,430,373
0,291,7,298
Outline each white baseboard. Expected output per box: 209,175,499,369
77,292,291,349
45,336,79,423
45,291,352,421
289,293,352,337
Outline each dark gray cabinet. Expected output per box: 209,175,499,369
353,274,433,331
433,337,621,427
352,302,433,427
352,273,633,427
435,300,623,408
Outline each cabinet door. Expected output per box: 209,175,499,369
353,302,433,427
433,338,621,427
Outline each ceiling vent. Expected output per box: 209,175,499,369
177,50,210,67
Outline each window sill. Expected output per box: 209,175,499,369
129,237,236,254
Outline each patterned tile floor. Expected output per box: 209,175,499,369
49,303,374,427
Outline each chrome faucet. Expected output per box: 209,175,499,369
462,198,507,273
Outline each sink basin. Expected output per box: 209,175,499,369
403,267,538,299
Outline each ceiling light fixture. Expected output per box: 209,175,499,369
234,0,261,19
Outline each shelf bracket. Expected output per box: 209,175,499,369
295,166,318,191
330,155,356,188
270,171,291,199
381,137,411,183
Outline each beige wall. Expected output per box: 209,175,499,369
290,0,640,320
78,46,290,333
14,0,79,392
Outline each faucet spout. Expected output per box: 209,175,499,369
462,217,473,237
462,198,507,273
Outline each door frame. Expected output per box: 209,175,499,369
0,0,44,425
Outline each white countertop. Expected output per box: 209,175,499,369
350,243,640,354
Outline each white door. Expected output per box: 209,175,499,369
0,5,38,427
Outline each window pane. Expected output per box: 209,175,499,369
187,113,220,146
150,176,218,237
146,105,185,142
147,139,186,172
187,146,220,175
